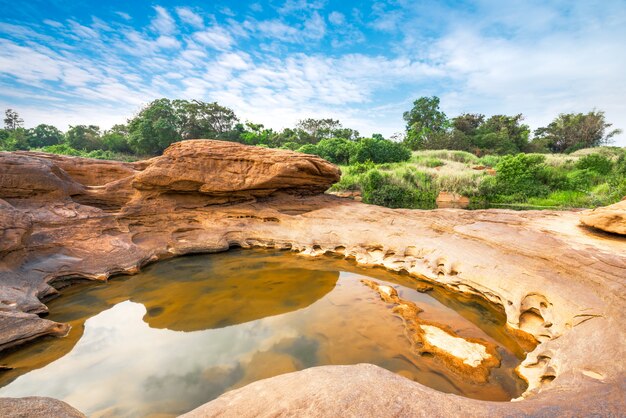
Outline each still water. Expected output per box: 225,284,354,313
0,249,532,417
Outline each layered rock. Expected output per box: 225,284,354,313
580,198,626,235
0,140,624,416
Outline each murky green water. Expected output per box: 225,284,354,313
0,249,532,417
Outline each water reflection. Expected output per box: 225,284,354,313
0,249,530,417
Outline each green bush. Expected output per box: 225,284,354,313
361,170,415,208
351,138,411,164
493,154,549,198
576,154,613,175
297,144,319,155
347,160,376,174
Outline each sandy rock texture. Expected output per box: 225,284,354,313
0,396,85,418
0,140,624,416
580,198,626,235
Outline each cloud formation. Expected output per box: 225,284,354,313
0,1,624,144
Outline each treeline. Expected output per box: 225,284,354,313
0,97,622,163
403,97,622,154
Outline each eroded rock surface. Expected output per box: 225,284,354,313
580,198,626,235
0,140,624,416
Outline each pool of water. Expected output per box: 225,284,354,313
0,249,533,417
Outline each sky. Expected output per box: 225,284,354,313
0,0,625,145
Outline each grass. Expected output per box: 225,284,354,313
330,148,626,210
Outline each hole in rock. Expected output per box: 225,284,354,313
0,249,535,416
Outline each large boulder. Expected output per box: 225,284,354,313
132,140,341,198
0,396,85,418
0,153,84,200
580,199,626,235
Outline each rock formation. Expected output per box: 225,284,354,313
580,198,626,235
0,140,624,416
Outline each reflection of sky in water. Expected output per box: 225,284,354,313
0,257,528,417
1,300,303,416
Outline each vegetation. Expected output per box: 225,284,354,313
1,96,624,211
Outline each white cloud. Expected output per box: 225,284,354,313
328,11,345,25
193,26,234,50
115,11,131,21
175,7,204,28
151,6,176,35
43,19,63,28
155,35,181,49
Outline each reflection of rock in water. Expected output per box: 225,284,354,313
132,252,339,331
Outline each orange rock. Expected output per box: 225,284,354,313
436,191,470,209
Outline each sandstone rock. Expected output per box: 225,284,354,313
0,311,69,352
132,140,340,198
0,153,84,199
0,396,85,418
0,142,624,417
580,199,626,235
436,191,470,209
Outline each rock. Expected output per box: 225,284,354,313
0,396,85,417
180,364,624,418
0,141,625,416
0,311,70,352
361,279,500,382
436,191,470,209
580,199,626,235
132,140,340,199
0,153,84,199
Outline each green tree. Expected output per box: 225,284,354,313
403,96,449,150
66,125,102,151
101,124,132,153
351,137,411,164
4,109,23,130
28,124,64,147
173,100,239,139
2,128,30,150
296,118,342,143
315,138,355,164
127,99,181,155
533,110,622,153
473,114,530,155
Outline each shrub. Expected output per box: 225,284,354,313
347,160,376,174
360,169,436,209
297,144,319,155
350,138,411,164
493,154,549,198
575,154,613,175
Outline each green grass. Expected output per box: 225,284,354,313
330,148,626,210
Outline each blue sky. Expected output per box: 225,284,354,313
1,0,625,145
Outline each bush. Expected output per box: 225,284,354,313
361,170,416,208
351,138,411,164
347,160,376,174
576,154,613,175
297,144,318,155
493,154,549,198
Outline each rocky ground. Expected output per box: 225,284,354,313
0,140,624,417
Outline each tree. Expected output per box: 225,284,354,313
173,100,239,139
127,99,181,155
315,138,355,165
66,125,102,150
533,110,622,153
2,128,30,150
403,96,449,150
296,118,342,143
101,124,132,153
4,109,23,130
473,114,530,155
28,124,64,147
350,137,411,164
